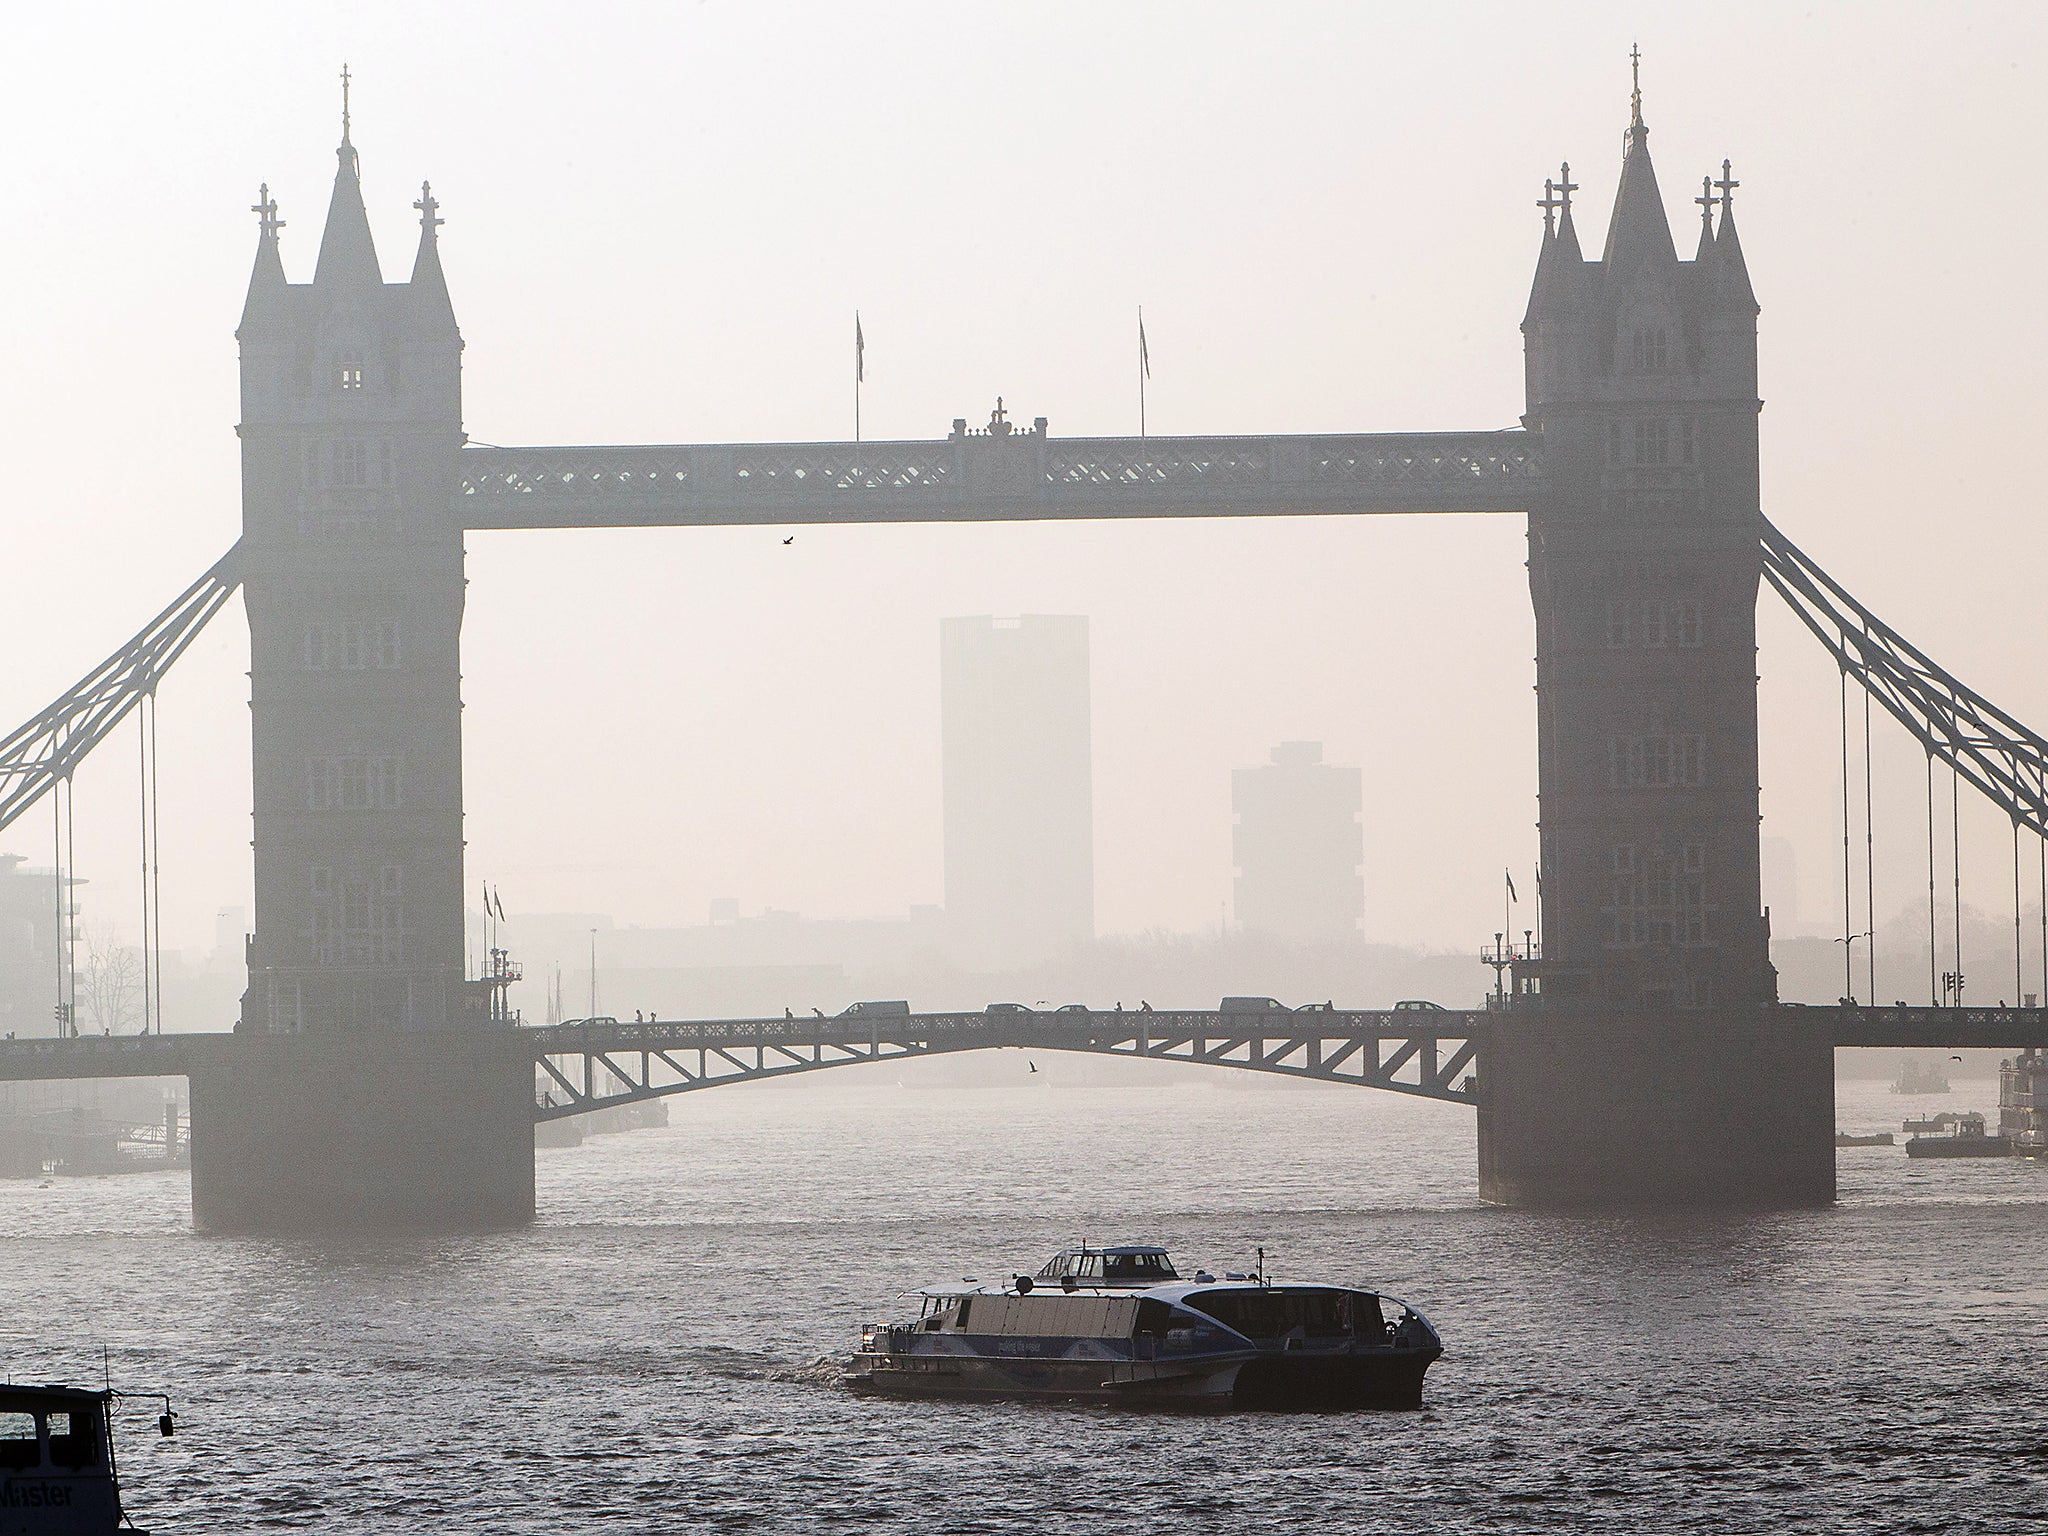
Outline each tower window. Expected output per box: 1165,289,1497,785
1606,600,1634,649
1606,734,1707,788
1632,419,1670,466
1673,601,1704,648
334,440,368,487
1630,328,1669,372
338,361,365,391
1641,602,1668,649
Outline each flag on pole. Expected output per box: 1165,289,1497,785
1139,308,1150,379
1505,868,1518,903
855,312,865,384
493,886,506,922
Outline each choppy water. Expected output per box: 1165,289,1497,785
3,1068,2045,1533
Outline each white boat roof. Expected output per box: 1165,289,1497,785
912,1278,1370,1301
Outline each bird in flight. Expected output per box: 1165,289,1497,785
1027,1061,1038,1074
782,536,794,545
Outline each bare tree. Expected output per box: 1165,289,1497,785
79,923,144,1036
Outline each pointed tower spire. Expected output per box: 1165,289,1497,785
1553,160,1583,265
314,62,383,291
1601,48,1677,272
409,179,456,323
1693,174,1718,263
1711,158,1757,312
238,183,290,336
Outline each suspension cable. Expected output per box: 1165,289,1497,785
1863,667,1877,1002
2014,814,2024,1006
148,691,162,1036
138,701,150,1039
1841,655,1854,1002
1952,761,1964,1006
52,786,63,1037
64,771,77,1034
1926,749,1939,1006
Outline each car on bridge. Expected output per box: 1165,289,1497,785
986,1003,1032,1014
839,1000,910,1017
1393,1000,1446,1012
1220,996,1289,1014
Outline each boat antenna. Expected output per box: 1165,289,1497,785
1256,1246,1266,1287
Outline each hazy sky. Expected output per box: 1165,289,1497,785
3,1,2045,963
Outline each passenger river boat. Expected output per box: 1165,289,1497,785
0,1382,172,1535
850,1244,1442,1409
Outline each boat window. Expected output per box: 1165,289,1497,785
1104,1252,1176,1282
0,1411,36,1469
1184,1288,1360,1341
48,1408,99,1468
1133,1299,1178,1338
1078,1254,1104,1279
956,1298,973,1329
1036,1257,1064,1280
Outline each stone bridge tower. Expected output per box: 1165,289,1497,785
235,112,469,1034
192,101,531,1231
1478,81,1834,1205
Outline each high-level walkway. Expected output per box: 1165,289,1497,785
456,427,1542,528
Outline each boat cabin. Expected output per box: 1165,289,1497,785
0,1385,125,1532
1033,1245,1178,1288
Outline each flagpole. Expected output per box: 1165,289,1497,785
1138,305,1147,439
854,311,863,445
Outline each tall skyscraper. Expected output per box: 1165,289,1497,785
1232,742,1363,944
941,616,1093,969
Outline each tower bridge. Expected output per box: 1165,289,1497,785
5,80,2047,1227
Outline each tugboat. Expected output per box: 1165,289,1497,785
849,1244,1442,1409
0,1382,172,1533
1904,1111,2013,1158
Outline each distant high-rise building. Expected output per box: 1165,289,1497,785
1232,742,1363,944
941,616,1093,969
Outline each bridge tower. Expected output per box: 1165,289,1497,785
1478,82,1834,1204
189,103,532,1230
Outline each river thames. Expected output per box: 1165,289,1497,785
4,1068,2043,1533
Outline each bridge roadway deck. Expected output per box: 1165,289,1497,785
0,1004,2036,1095
455,429,1543,529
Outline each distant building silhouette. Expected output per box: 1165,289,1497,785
941,616,1093,969
0,854,64,1037
1232,742,1363,944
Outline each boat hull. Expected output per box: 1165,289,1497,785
1905,1136,2014,1158
848,1345,1438,1410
